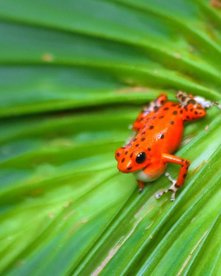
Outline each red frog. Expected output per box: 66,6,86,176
115,91,220,201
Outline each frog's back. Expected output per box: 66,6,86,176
137,101,184,154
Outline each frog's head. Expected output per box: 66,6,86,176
115,146,150,173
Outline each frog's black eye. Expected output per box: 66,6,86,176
136,152,146,164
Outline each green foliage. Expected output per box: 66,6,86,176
0,0,221,275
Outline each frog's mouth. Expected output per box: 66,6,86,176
117,160,151,174
117,160,133,173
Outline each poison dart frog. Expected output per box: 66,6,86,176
115,91,220,201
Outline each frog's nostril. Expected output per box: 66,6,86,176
115,148,122,160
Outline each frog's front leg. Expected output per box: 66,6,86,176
155,153,190,201
137,180,145,193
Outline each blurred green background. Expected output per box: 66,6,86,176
0,0,221,275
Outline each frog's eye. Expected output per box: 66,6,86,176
136,152,146,164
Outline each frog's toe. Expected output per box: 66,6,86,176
170,192,176,201
155,189,168,199
155,183,178,201
168,184,178,201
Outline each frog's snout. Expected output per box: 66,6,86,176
115,147,124,161
115,147,133,173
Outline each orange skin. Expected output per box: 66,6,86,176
115,91,207,199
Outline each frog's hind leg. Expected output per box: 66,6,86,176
176,91,194,106
133,94,168,131
177,90,221,110
176,91,207,121
193,95,221,110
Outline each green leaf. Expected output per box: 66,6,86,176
0,0,221,275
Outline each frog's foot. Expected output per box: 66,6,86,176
155,172,178,201
193,96,221,110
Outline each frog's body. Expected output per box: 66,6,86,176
115,91,209,200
